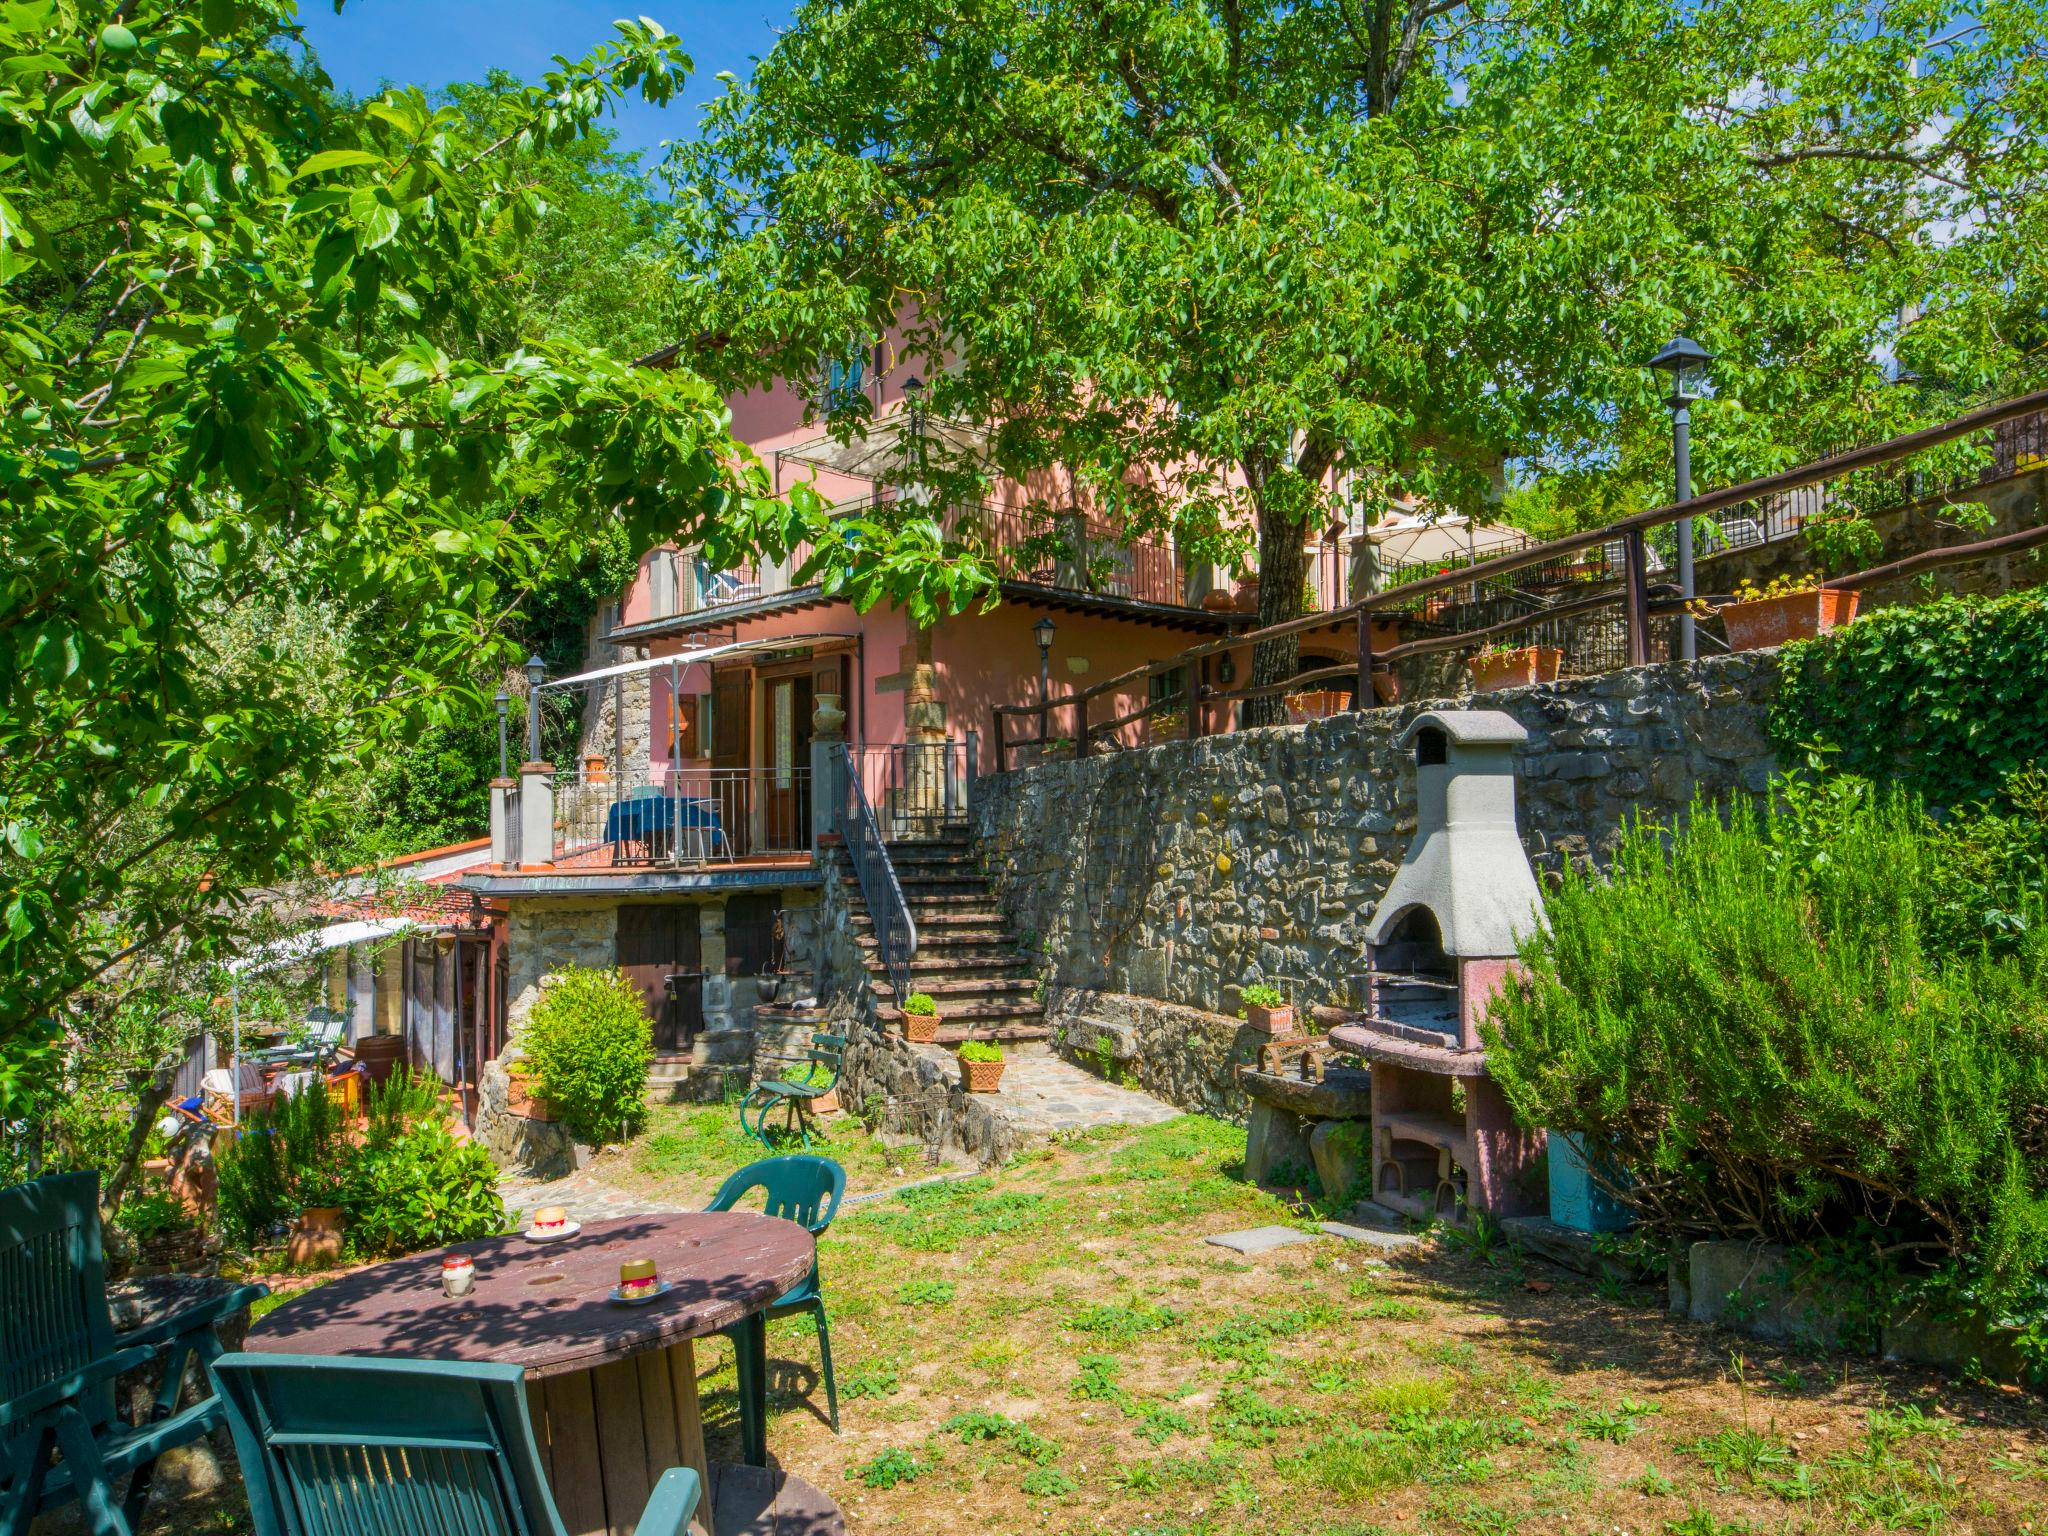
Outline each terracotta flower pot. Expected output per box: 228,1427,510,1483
286,1206,344,1271
1468,646,1563,694
1284,689,1349,724
506,1070,554,1122
1720,588,1860,652
814,1089,842,1115
1234,577,1263,614
959,1056,1006,1093
903,1011,940,1043
583,753,609,784
1200,588,1238,613
1245,1003,1295,1035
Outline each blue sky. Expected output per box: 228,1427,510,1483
297,2,793,159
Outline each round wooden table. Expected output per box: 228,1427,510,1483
248,1212,814,1536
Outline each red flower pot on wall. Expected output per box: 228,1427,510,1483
1468,646,1563,694
1720,589,1860,652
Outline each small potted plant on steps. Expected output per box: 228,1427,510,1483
958,1038,1006,1093
1467,643,1562,693
1717,574,1859,652
1241,983,1296,1035
901,990,940,1043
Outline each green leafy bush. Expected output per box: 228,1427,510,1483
1485,785,2048,1312
342,1119,505,1258
1771,588,2048,810
216,1069,503,1257
118,1188,193,1243
958,1040,1004,1064
522,968,654,1145
901,992,937,1016
1241,983,1286,1009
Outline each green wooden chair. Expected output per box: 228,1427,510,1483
1,1171,267,1536
737,1031,845,1151
707,1154,847,1439
211,1353,701,1536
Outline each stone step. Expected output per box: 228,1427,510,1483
863,957,1036,984
851,906,1004,926
877,975,1039,1000
931,1022,1052,1046
882,1001,1046,1027
855,934,1024,962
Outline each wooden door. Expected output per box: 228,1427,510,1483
761,672,813,853
711,672,751,856
616,904,702,1053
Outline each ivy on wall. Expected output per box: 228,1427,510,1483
1770,589,2048,809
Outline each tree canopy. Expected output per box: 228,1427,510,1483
675,0,2048,706
0,1,812,1086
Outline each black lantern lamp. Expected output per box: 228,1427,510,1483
523,654,546,763
494,689,510,778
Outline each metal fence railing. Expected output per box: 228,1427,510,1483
849,738,977,840
552,767,812,866
833,745,917,1002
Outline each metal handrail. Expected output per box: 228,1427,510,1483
833,744,918,1003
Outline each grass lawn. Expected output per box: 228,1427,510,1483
622,1105,2048,1536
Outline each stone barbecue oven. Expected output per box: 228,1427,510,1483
1330,709,1546,1222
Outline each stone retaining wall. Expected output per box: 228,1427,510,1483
972,651,1781,1020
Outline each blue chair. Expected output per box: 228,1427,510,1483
707,1155,847,1440
210,1353,701,1536
1,1171,266,1536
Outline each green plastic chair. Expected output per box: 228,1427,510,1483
707,1154,847,1440
210,1353,701,1536
1,1171,267,1536
738,1031,845,1151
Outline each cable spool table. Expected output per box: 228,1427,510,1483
248,1211,837,1536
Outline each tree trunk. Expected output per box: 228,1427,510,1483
102,1055,181,1219
1244,499,1311,727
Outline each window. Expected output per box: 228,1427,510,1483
821,352,866,413
1148,668,1187,707
672,695,703,759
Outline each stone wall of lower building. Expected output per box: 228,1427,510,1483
970,651,1781,1020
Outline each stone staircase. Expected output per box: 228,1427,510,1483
837,828,1051,1048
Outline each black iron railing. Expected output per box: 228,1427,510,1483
553,767,812,866
834,745,917,1002
850,737,977,840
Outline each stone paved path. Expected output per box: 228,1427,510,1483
919,1047,1180,1138
497,1166,684,1228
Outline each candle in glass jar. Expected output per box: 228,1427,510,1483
442,1253,476,1298
618,1257,659,1299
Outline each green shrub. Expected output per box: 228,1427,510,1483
118,1187,193,1243
342,1119,505,1257
1771,588,2048,810
1241,983,1285,1009
902,991,937,1016
521,968,654,1145
216,1077,349,1246
958,1040,1004,1063
1485,785,2048,1312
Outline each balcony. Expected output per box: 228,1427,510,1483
551,767,814,869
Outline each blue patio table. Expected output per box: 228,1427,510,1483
605,796,728,858
245,1212,814,1536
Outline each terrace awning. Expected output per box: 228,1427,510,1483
541,632,859,690
773,405,990,480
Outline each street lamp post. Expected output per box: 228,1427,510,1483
494,690,510,778
524,654,546,762
1033,616,1056,746
1648,336,1714,663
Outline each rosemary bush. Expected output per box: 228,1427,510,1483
1485,782,2048,1312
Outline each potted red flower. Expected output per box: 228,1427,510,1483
1468,644,1562,693
1718,576,1860,652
